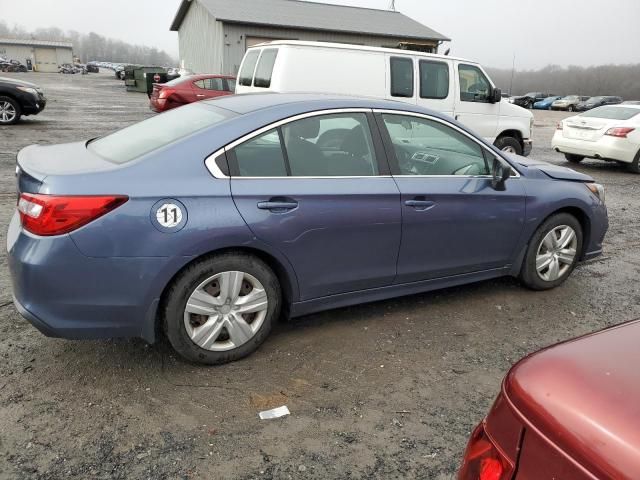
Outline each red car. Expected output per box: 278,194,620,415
458,320,640,480
149,74,235,112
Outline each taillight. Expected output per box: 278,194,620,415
17,193,128,236
458,423,514,480
159,88,175,100
605,127,635,138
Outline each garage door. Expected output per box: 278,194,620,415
34,48,58,73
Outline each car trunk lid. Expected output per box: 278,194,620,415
563,117,613,142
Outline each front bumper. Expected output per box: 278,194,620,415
552,132,637,163
20,92,46,115
7,213,181,343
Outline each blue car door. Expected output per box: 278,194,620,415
375,111,526,283
228,110,402,301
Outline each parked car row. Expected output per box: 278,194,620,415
0,58,28,73
514,92,625,111
58,63,88,75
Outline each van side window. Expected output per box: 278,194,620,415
254,49,279,88
458,64,491,103
390,57,414,98
420,61,449,99
238,50,260,87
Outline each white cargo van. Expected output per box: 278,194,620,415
236,41,534,156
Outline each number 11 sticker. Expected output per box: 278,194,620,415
151,199,187,232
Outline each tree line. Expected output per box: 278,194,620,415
486,64,640,100
0,21,175,66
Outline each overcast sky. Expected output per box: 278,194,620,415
1,0,639,69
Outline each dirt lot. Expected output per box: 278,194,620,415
0,72,639,480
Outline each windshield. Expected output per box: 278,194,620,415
162,76,192,87
88,103,236,164
581,107,640,120
562,96,578,100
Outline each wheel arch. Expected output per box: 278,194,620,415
496,129,524,149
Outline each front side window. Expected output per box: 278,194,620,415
231,113,379,177
458,64,491,103
390,57,414,98
238,50,260,87
254,49,278,88
420,60,449,99
382,114,489,176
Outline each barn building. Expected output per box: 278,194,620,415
0,39,73,73
170,0,449,75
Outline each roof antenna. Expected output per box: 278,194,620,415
389,0,396,11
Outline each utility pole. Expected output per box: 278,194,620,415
509,53,516,96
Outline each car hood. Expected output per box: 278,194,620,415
505,153,593,182
0,76,39,88
504,320,640,479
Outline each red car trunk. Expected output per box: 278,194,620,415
149,74,235,113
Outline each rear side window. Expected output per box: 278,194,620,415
420,60,449,99
194,78,224,90
226,78,236,92
88,103,235,164
233,129,287,177
254,49,279,88
390,57,414,98
238,50,260,87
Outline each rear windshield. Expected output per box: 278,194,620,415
581,107,640,120
238,50,260,87
88,103,235,164
163,76,192,87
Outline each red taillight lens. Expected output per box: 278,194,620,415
17,193,128,236
605,127,635,138
458,423,513,480
158,88,175,100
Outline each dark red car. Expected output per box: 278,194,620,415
458,320,640,480
149,74,235,112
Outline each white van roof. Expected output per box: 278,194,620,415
247,40,475,65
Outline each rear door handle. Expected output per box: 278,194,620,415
257,201,299,211
405,199,436,211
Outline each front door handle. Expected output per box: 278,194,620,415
257,201,299,212
405,199,436,211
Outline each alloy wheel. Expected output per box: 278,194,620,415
183,271,268,352
0,101,17,124
536,225,578,281
501,145,517,154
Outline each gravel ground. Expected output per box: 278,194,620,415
1,72,639,480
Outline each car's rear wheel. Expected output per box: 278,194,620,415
568,106,575,112
163,253,281,365
565,153,584,163
520,213,583,290
494,136,523,155
0,96,21,125
627,150,640,174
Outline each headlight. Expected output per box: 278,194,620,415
16,86,38,96
586,183,606,204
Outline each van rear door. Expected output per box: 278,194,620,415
453,62,499,141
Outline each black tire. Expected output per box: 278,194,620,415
568,105,575,112
163,252,281,365
494,136,523,155
520,213,583,291
627,150,640,174
565,153,585,164
527,101,534,109
0,96,21,125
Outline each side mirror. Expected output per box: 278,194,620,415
491,88,502,103
491,157,511,191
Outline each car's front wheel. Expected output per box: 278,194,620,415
565,153,584,164
163,253,281,365
568,106,575,112
627,151,640,174
0,96,21,125
520,213,583,290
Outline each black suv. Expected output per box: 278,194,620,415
512,92,556,109
576,96,623,112
0,77,46,125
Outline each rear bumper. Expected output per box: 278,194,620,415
552,132,637,163
7,213,186,343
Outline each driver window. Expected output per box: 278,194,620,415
458,64,491,103
382,114,489,176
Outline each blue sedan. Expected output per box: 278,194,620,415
8,94,609,364
534,96,563,110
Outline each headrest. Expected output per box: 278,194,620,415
289,118,320,139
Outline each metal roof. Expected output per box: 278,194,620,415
170,0,450,42
0,38,73,49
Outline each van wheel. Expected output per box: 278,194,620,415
0,96,21,125
568,106,575,112
520,213,583,291
495,136,523,155
163,253,281,365
565,154,584,164
627,151,640,174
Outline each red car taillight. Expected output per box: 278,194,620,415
605,127,635,138
158,87,175,100
17,193,128,236
458,423,514,480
